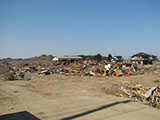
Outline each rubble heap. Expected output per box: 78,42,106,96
121,85,160,108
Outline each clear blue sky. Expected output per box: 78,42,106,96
0,0,160,59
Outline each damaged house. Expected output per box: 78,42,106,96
131,52,157,65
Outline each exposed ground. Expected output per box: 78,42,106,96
0,72,160,120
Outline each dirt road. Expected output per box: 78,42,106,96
0,73,160,120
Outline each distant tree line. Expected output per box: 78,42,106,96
78,54,122,62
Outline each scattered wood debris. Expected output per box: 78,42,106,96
121,85,160,108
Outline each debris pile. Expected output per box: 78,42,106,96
121,85,160,108
3,59,160,78
4,66,31,81
20,60,128,77
1,57,160,80
5,68,25,80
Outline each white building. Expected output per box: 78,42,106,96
52,56,82,62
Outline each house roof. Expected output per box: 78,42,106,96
131,52,157,58
53,56,82,60
56,56,82,59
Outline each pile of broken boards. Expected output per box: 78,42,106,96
121,85,160,108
